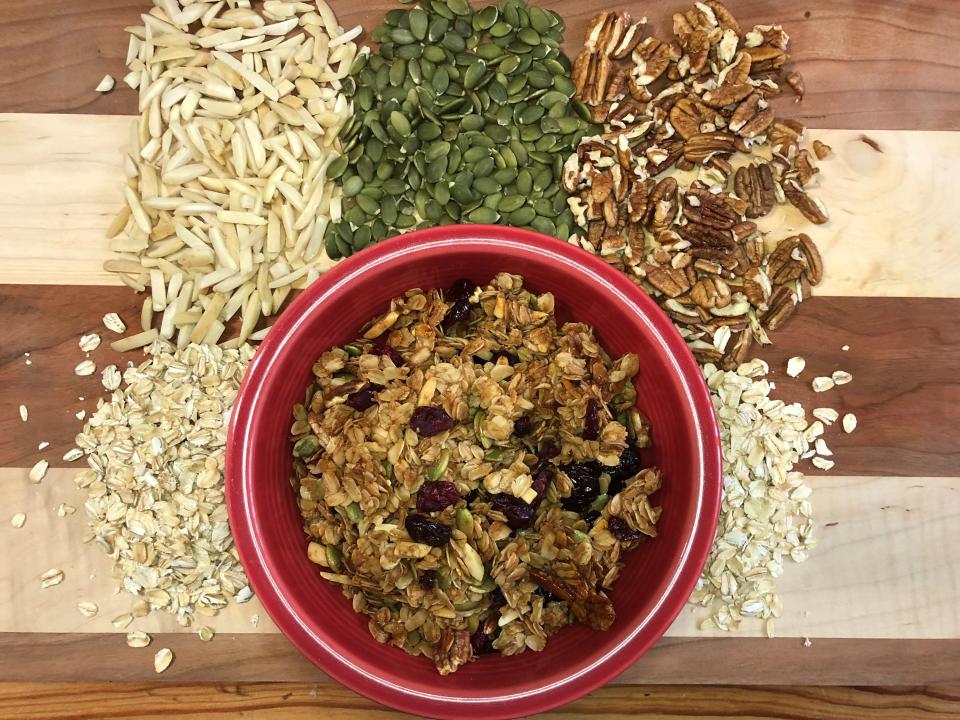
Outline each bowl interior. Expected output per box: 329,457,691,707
228,228,718,716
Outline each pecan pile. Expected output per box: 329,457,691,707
563,2,829,368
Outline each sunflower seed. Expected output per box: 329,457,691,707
18,405,28,422
11,513,26,529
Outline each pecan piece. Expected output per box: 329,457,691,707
435,627,472,675
591,54,614,105
720,52,752,85
729,92,773,137
690,276,732,308
705,0,742,34
813,139,832,159
742,267,773,307
785,70,805,98
591,172,614,203
791,149,819,186
683,188,739,229
642,177,678,232
798,233,823,285
744,45,787,72
528,566,615,632
721,328,752,370
669,96,713,140
783,180,828,224
644,264,690,297
611,20,646,59
733,163,775,218
701,82,753,109
678,222,736,252
762,284,797,331
572,51,592,100
683,131,737,162
633,37,671,85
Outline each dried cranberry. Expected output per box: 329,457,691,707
489,587,506,608
409,406,455,437
416,481,461,512
442,297,472,331
463,488,479,505
405,513,452,546
560,461,602,514
441,278,475,331
530,463,552,496
470,623,498,656
533,586,559,603
583,398,602,440
373,337,405,366
345,383,382,411
538,439,560,460
513,415,532,437
583,510,602,526
608,516,645,543
491,493,536,530
419,569,437,589
607,446,642,496
445,278,474,302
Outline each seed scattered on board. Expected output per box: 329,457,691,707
18,404,28,422
29,460,49,483
95,74,115,93
154,648,174,673
40,568,64,589
127,631,152,648
77,602,99,618
11,513,26,529
843,413,858,433
786,357,805,378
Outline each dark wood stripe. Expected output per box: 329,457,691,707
1,681,959,720
1,1,958,130
0,633,957,686
3,285,958,477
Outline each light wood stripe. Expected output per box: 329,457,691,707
0,114,958,295
3,469,956,639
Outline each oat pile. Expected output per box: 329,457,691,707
293,273,661,674
104,0,362,347
564,2,827,370
74,341,255,626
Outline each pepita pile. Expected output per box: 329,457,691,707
326,0,595,257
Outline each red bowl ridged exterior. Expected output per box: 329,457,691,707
226,226,721,719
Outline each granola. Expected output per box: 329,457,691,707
292,273,661,674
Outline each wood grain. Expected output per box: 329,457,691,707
2,114,959,296
1,681,959,719
1,634,959,686
1,1,958,131
4,466,958,639
4,286,958,478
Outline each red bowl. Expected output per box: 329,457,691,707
226,225,720,719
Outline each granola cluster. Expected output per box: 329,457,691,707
291,273,661,673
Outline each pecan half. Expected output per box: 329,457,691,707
729,92,773,137
733,163,776,218
634,37,671,85
611,19,646,59
683,188,739,229
669,96,713,140
705,0,742,34
762,284,797,331
701,82,753,109
645,264,691,297
744,45,787,72
683,131,737,162
783,180,828,224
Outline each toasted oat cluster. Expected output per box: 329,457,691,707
291,273,661,674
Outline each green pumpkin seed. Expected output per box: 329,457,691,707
502,3,520,26
356,193,380,215
463,59,486,89
422,44,446,63
527,70,554,89
509,206,536,225
390,28,415,45
342,175,363,198
489,21,512,37
335,235,352,258
409,8,428,40
389,111,411,135
426,448,451,480
442,32,466,53
528,6,552,32
474,176,501,194
327,154,349,179
468,206,499,223
476,5,498,29
519,105,544,124
518,27,540,45
492,167,517,184
432,66,449,93
498,194,526,213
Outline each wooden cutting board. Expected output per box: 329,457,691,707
1,0,959,696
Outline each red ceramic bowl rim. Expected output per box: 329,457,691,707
226,225,721,719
